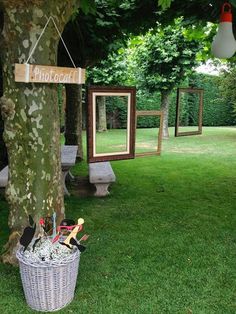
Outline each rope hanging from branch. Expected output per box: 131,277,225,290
26,16,76,68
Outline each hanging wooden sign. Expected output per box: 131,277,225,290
15,63,85,84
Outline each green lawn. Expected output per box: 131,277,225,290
95,129,128,154
1,126,236,313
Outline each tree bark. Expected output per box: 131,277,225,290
58,84,66,132
161,90,171,139
97,96,107,132
0,36,7,167
0,109,7,169
0,0,78,264
64,84,83,159
0,60,7,168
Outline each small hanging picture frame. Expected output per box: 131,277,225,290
135,110,164,157
175,87,204,137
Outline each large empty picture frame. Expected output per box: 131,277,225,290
135,110,163,157
175,88,203,137
87,86,136,162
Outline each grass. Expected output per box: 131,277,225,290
95,129,127,154
1,126,236,313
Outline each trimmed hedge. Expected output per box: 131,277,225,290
135,73,236,127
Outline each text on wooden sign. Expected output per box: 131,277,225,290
15,64,85,84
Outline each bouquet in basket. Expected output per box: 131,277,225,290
19,214,89,262
16,214,89,312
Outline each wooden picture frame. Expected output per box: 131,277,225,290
87,86,136,163
175,88,203,137
135,110,163,157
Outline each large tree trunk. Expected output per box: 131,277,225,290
161,90,171,139
97,96,107,132
0,59,7,169
0,110,7,169
0,40,7,168
65,84,83,159
0,0,78,264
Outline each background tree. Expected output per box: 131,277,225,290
134,19,202,138
218,66,236,122
0,0,79,264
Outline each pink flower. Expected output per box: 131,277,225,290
39,218,45,225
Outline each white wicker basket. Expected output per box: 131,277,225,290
16,247,80,312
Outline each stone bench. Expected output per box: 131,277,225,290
0,165,8,188
61,145,78,196
0,145,77,195
89,162,116,197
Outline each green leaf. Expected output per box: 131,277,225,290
79,0,96,15
158,0,172,10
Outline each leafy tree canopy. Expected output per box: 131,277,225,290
87,50,127,85
134,18,202,93
58,0,159,68
58,0,236,70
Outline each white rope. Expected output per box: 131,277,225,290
25,16,76,68
26,16,52,64
50,17,76,68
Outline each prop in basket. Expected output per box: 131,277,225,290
16,214,89,312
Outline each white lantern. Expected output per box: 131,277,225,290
211,2,236,59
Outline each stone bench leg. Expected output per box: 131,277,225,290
62,170,70,196
68,170,74,180
94,183,110,197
